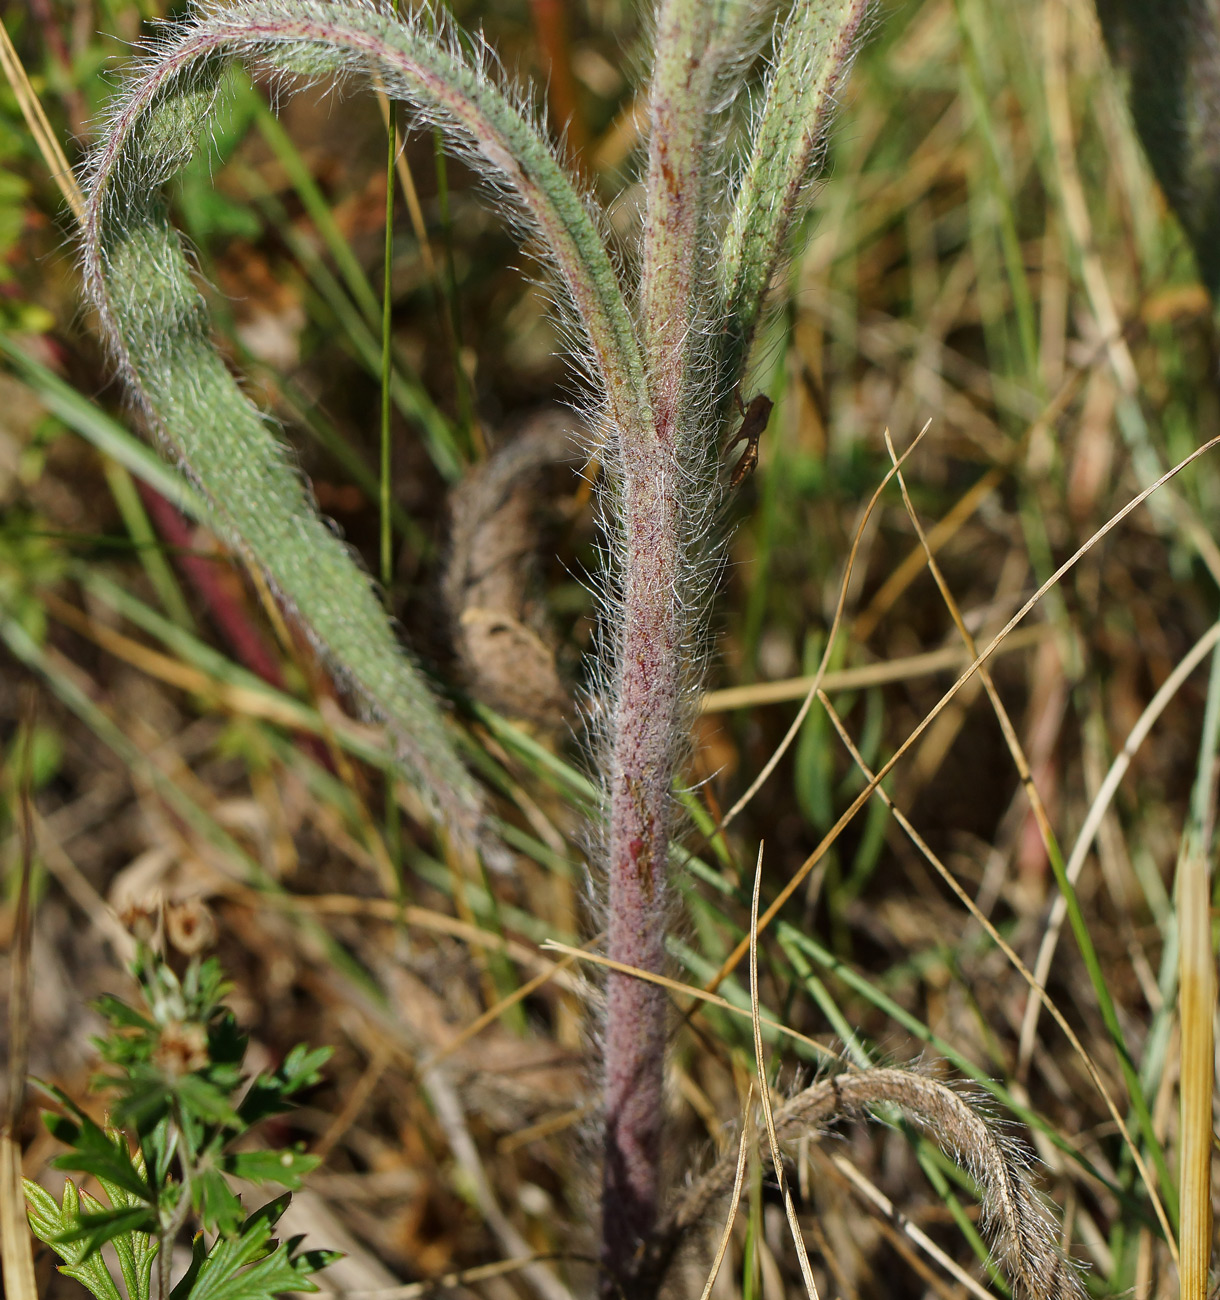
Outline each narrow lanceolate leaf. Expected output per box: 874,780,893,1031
718,0,869,381
82,0,650,845
639,0,750,441
87,0,648,436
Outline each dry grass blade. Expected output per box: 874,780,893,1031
658,1064,1084,1299
701,625,1047,712
697,1086,754,1300
426,947,582,1068
39,589,342,735
881,426,1062,872
497,1104,594,1153
29,808,135,962
540,940,839,1062
852,356,1089,645
823,1152,994,1300
748,844,821,1300
333,1252,594,1298
237,888,582,990
0,20,84,223
1176,823,1216,1298
1042,0,1220,586
1017,620,1220,1077
421,1068,574,1300
708,431,1220,993
721,421,933,830
868,431,1184,1234
312,1040,395,1164
853,456,1009,646
0,703,38,1300
815,690,1177,1262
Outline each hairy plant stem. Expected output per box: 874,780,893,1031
603,0,868,1281
601,454,683,1285
598,0,735,1271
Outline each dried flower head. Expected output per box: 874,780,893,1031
165,898,217,956
152,1019,209,1077
118,897,162,946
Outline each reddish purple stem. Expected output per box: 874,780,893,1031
137,483,287,690
600,442,683,1290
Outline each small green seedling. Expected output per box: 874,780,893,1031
25,909,338,1299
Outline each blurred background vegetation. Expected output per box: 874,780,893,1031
2,0,1218,1296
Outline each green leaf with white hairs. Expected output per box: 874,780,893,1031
88,124,482,839
81,0,651,844
641,0,738,378
719,0,869,381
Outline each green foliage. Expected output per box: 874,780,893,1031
0,115,54,333
24,940,338,1299
0,507,70,644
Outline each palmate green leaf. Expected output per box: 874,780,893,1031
182,958,234,1017
168,1194,338,1300
45,1107,153,1203
23,1179,125,1300
54,1202,158,1258
193,1166,246,1235
92,993,157,1035
49,1149,151,1203
27,1124,159,1300
106,1070,172,1135
111,1222,158,1300
237,1045,332,1127
96,1148,160,1300
173,1072,244,1128
205,1009,248,1072
222,1147,321,1190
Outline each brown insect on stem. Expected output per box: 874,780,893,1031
727,392,773,488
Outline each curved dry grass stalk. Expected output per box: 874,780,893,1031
691,437,1220,1271
851,371,1073,644
815,691,1177,1265
695,1086,753,1300
876,430,1182,1247
644,1066,1085,1300
881,427,1059,868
